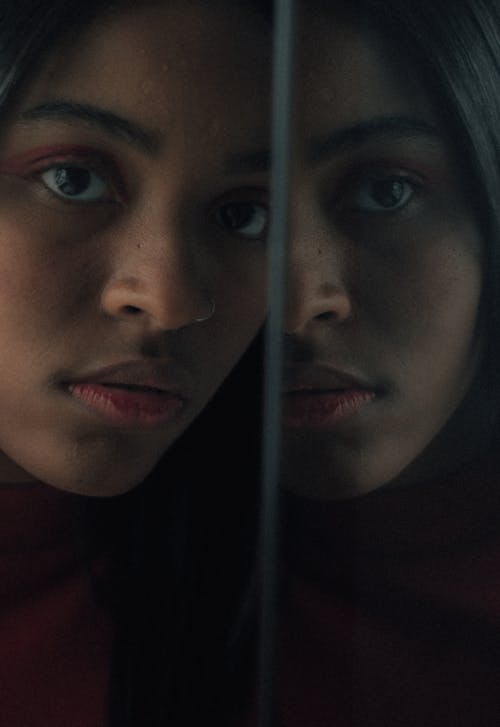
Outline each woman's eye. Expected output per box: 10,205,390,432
350,176,416,212
216,201,268,239
39,165,110,202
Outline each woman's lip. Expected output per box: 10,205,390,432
282,388,376,428
67,382,186,428
67,359,188,393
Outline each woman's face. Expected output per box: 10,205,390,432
281,13,484,500
0,1,270,494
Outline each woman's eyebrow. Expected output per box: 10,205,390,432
19,100,160,155
308,114,441,162
225,115,440,174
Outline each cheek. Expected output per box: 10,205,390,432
361,229,482,360
0,222,57,324
0,212,106,337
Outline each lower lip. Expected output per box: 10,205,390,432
283,389,375,428
67,383,186,428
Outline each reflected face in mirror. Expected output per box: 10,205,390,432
0,1,270,495
282,12,483,500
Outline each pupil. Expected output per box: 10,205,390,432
55,167,91,196
372,179,404,207
221,203,253,229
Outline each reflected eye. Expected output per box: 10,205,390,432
216,201,268,239
39,165,110,202
352,176,416,212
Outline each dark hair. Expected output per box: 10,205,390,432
0,2,266,725
7,0,500,723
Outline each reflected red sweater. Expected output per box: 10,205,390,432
0,481,113,727
241,455,500,727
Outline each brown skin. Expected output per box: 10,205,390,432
282,14,484,500
0,1,271,494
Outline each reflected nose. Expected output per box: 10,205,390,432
284,222,352,334
100,216,214,331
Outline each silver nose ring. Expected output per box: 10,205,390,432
195,297,215,323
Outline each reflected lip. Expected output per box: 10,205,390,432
284,363,378,394
283,363,379,428
63,360,189,428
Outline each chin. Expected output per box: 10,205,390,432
281,437,412,501
17,448,163,497
58,431,170,495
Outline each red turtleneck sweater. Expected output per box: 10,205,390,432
241,455,500,726
0,480,113,726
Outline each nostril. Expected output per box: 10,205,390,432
315,311,336,321
123,305,142,315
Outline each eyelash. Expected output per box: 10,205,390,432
334,168,424,216
30,155,123,205
19,153,270,241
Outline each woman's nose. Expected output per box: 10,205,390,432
284,223,352,334
100,217,214,331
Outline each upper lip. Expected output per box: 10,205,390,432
64,359,190,396
283,363,378,394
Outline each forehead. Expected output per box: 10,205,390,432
16,1,271,148
296,10,438,135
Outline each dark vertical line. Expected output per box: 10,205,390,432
257,2,297,727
